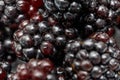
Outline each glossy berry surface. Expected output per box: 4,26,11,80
0,0,120,80
9,59,54,80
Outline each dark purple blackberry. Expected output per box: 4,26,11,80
0,0,120,79
0,24,17,63
82,0,120,31
43,0,119,38
0,0,44,30
43,0,83,26
0,21,17,80
0,0,45,63
0,0,26,29
63,32,120,80
77,0,120,38
12,12,80,66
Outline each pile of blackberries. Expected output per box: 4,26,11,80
0,0,120,80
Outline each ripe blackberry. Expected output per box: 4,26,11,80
0,21,17,80
63,32,120,79
43,0,118,38
86,0,120,30
0,0,120,80
12,12,79,66
0,0,44,30
0,25,17,63
43,0,83,26
0,0,26,29
77,0,119,38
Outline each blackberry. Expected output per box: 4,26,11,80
0,25,16,63
8,58,54,80
43,0,83,26
78,0,120,38
9,58,78,80
63,32,120,79
87,0,120,30
0,0,120,80
0,0,44,30
10,31,119,80
0,0,26,29
0,19,17,80
12,11,80,66
43,0,119,38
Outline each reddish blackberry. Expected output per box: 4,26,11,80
9,58,78,80
8,58,54,80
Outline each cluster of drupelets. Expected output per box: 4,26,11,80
0,0,120,80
